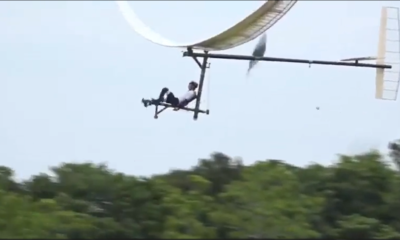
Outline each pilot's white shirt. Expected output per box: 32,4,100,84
179,90,196,103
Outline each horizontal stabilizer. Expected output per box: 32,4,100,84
341,56,377,62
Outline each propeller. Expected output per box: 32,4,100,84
247,34,267,75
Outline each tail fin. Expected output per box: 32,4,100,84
375,7,400,100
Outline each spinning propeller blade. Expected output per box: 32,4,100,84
248,34,267,75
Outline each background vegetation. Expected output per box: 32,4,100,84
2,143,400,239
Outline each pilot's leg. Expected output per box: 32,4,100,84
142,98,151,107
158,87,169,101
147,87,170,106
166,92,179,106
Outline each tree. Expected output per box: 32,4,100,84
2,150,400,238
212,161,321,238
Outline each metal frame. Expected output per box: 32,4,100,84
153,102,209,119
151,48,393,120
183,51,392,69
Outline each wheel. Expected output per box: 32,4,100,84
206,110,210,115
154,115,158,119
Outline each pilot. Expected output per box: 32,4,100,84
142,81,198,108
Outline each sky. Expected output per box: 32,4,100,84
1,1,400,179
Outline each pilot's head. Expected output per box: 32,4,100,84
189,81,198,90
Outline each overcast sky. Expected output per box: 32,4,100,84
1,1,400,179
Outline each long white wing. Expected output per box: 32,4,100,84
116,0,297,51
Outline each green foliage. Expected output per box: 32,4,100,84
2,149,400,239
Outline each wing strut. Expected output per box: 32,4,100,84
191,48,210,120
